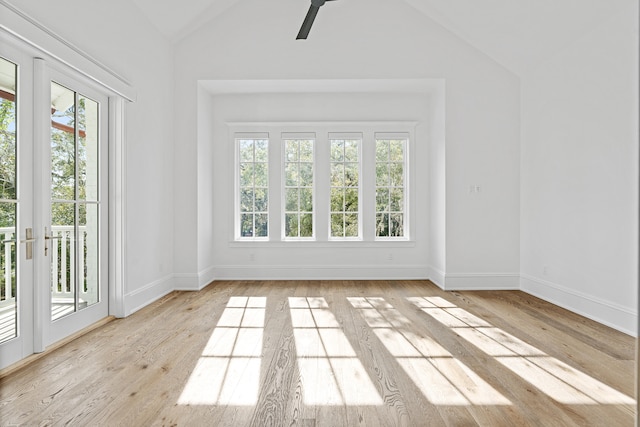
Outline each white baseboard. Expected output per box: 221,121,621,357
213,264,429,280
174,266,217,291
520,274,637,336
123,274,174,316
121,269,638,337
173,273,198,290
428,265,445,289
443,273,520,290
198,265,217,289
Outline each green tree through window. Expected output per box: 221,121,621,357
238,138,269,238
0,59,17,305
233,129,410,242
330,139,360,238
284,139,314,238
375,138,406,238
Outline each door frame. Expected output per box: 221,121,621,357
0,10,132,367
0,39,36,369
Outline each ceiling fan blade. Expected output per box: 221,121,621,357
297,5,320,40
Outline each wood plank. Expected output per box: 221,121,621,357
451,290,635,395
0,280,634,427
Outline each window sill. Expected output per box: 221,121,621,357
229,240,415,248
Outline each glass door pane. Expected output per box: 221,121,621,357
78,95,99,309
0,57,18,343
51,82,76,319
50,82,101,321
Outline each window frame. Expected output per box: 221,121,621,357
328,134,363,241
235,133,270,241
229,122,415,247
282,133,316,241
374,133,409,240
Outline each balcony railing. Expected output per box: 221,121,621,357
0,226,90,307
0,227,16,308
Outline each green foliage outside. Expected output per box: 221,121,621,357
50,90,91,294
330,140,359,238
0,95,17,300
0,99,16,202
51,92,90,227
0,82,94,300
239,139,269,237
238,138,406,239
375,139,405,237
284,139,313,238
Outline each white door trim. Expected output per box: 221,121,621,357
108,96,126,319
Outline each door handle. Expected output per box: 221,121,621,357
44,226,62,256
20,227,35,260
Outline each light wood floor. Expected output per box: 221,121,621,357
0,280,635,426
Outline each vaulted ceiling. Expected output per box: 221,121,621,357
130,0,239,42
130,0,631,76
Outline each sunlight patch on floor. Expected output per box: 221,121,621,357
290,297,383,406
178,296,265,406
408,296,635,406
177,294,633,409
349,297,511,406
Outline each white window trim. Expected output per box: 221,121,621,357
228,121,417,246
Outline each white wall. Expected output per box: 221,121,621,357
195,87,217,285
174,0,521,286
7,0,177,314
443,72,520,289
8,0,636,336
428,84,446,286
203,91,430,279
520,4,639,334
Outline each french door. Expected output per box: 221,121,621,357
0,44,109,369
43,67,109,346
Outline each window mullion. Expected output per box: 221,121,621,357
361,131,375,242
269,135,280,241
314,134,329,242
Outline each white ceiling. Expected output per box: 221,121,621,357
130,0,631,76
130,0,240,42
402,0,625,75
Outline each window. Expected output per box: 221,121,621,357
375,135,407,238
237,136,269,238
232,125,412,243
330,136,361,239
283,136,314,239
